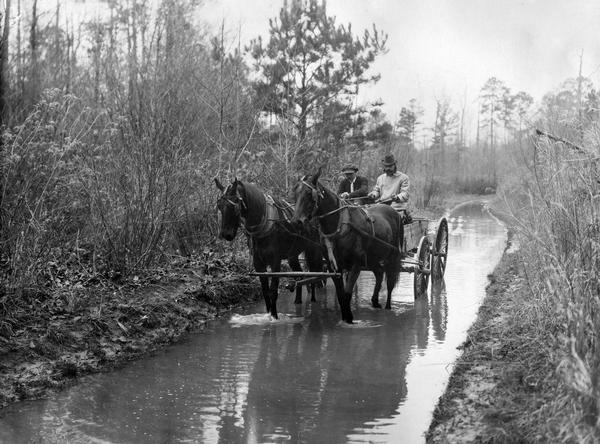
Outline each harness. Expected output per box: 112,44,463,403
242,195,281,238
300,179,376,240
299,179,401,271
219,190,309,242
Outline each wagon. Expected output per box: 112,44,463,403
250,214,449,300
400,216,449,297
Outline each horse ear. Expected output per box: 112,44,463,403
312,168,322,184
233,179,243,197
214,177,225,192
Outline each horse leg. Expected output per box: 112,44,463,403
305,247,324,301
341,264,361,323
254,257,271,313
384,255,401,309
269,260,282,319
306,245,325,289
384,270,400,309
332,275,348,322
371,267,384,308
288,256,303,304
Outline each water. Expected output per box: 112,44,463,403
0,202,506,444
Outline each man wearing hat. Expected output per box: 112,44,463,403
338,164,368,204
368,154,410,218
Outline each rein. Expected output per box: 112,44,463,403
304,181,400,253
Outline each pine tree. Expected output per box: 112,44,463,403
247,0,387,167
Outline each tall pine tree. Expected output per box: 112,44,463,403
247,0,387,167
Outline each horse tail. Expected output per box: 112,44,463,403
397,211,404,258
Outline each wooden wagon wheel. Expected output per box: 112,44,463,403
413,236,431,298
431,217,449,286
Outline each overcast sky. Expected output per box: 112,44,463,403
33,0,600,139
202,0,600,139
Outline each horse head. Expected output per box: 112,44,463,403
215,177,245,241
292,169,325,226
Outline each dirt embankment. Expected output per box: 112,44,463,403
427,207,570,442
426,235,521,442
0,256,261,410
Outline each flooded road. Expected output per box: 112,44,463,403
0,202,506,444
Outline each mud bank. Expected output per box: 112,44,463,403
426,225,570,442
0,262,261,410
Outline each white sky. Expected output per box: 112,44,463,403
202,0,600,140
31,0,600,140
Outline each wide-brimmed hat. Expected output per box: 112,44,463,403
381,154,397,167
341,164,358,173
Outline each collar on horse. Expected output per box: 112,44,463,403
243,195,286,238
320,205,375,240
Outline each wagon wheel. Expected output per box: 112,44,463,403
431,217,449,286
413,236,431,298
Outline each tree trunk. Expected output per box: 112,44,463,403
54,1,60,84
0,0,11,129
490,104,496,184
29,0,39,108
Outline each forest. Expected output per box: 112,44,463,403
1,0,599,439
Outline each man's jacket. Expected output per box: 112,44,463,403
337,176,369,203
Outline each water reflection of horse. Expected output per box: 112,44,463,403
215,178,324,319
241,295,434,443
292,170,404,323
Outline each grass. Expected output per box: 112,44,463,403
427,238,585,442
428,126,600,442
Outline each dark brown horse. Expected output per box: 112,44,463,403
215,178,324,319
292,170,404,323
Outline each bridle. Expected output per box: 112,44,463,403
299,179,325,218
217,187,270,237
217,189,247,225
299,178,347,220
220,195,247,212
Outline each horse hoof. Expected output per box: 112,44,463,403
372,301,381,308
385,304,391,310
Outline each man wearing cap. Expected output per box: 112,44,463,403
338,164,369,204
368,154,410,217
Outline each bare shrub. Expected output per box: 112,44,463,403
1,90,96,296
77,114,197,271
505,126,600,437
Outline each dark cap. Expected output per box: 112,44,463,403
341,164,359,173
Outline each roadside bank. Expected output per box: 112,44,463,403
426,209,577,442
0,254,261,410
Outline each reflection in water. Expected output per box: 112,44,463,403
0,203,506,444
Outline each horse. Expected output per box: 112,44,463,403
292,170,404,324
215,178,324,319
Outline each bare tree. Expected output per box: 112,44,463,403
0,0,11,129
479,77,510,183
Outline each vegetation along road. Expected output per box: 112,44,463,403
1,0,598,442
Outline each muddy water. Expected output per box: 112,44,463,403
0,202,506,444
